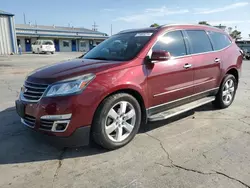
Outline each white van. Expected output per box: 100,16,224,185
32,40,55,54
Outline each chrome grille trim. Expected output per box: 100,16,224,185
21,115,36,128
21,81,49,102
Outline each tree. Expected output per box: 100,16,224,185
230,30,241,40
198,21,210,26
227,27,233,35
150,23,160,27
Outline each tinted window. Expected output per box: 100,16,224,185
152,31,187,57
208,31,232,50
42,40,54,45
186,30,212,54
84,31,154,61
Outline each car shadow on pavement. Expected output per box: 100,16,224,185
0,103,218,165
140,103,219,133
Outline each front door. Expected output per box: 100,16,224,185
147,30,194,114
25,38,31,52
184,30,221,94
72,40,76,51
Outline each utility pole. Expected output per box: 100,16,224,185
92,21,98,31
111,24,113,36
23,13,26,24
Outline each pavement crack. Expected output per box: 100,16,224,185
52,148,67,187
145,133,173,164
145,133,250,188
156,162,250,188
213,171,250,188
2,80,19,97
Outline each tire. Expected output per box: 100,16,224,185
51,51,54,54
92,93,141,150
32,51,35,54
213,74,237,109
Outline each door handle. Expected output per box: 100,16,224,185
215,58,221,63
183,63,192,69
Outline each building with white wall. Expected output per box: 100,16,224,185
0,10,17,55
15,24,108,53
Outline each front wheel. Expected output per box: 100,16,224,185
213,74,237,109
92,93,141,150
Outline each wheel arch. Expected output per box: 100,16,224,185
226,67,239,88
92,87,148,127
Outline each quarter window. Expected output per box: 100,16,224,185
152,30,187,57
208,31,232,50
186,30,213,54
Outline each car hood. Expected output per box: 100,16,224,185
27,58,123,83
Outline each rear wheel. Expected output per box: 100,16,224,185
92,93,141,150
213,74,237,109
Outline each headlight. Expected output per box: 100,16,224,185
45,73,95,97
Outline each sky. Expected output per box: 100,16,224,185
1,0,250,37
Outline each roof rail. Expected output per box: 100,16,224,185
157,23,221,30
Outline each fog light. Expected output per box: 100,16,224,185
51,120,70,132
56,123,67,131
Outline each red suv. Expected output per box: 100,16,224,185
16,24,243,149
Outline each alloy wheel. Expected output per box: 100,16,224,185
222,79,235,105
105,101,136,142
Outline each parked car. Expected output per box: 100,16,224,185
16,24,243,149
236,40,250,60
32,40,55,54
243,48,250,60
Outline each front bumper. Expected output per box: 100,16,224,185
16,98,91,146
15,91,96,137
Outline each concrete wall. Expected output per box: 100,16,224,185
0,15,13,55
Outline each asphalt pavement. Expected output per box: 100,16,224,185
0,53,250,188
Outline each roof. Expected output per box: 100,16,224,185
0,10,14,16
119,27,158,34
15,24,107,35
119,24,225,34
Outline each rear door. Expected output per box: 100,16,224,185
184,30,221,94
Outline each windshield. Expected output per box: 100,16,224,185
83,31,155,61
42,41,54,45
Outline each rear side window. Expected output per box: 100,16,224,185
208,31,232,50
186,30,213,54
42,41,54,45
152,30,187,57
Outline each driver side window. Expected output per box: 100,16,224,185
152,30,187,57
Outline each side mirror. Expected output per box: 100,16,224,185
151,51,171,62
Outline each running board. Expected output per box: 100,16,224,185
148,96,215,122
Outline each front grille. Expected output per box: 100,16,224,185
23,114,36,127
22,81,48,101
40,119,54,130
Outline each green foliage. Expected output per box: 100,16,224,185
150,23,160,27
198,21,210,26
